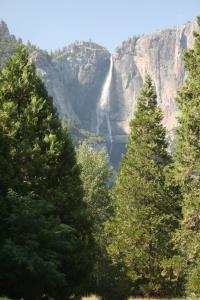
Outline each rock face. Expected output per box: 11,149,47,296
0,20,198,164
108,22,197,162
111,22,197,134
0,20,9,36
31,42,110,131
0,19,18,68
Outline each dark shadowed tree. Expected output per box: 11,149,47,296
0,46,92,299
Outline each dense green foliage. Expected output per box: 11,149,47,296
0,191,75,300
0,129,13,195
0,46,92,299
77,143,112,296
71,127,105,146
0,17,200,300
172,16,200,297
77,142,131,300
77,142,112,228
106,75,180,297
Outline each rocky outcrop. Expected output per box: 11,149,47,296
31,42,110,131
0,19,18,67
0,20,198,164
111,22,197,136
108,22,197,162
0,20,9,36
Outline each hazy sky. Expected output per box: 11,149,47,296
1,0,200,52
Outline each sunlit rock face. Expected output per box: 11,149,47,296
36,22,197,164
31,42,111,131
0,20,198,164
107,21,197,162
111,22,197,136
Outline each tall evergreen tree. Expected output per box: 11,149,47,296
77,142,131,300
173,16,200,296
107,75,179,297
77,142,111,296
0,46,92,299
77,142,112,230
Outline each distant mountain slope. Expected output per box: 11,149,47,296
0,20,197,164
0,20,19,67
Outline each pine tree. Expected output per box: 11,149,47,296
173,16,200,296
77,142,131,300
0,46,92,298
0,129,13,196
77,142,112,230
107,75,179,297
77,142,111,295
0,190,75,300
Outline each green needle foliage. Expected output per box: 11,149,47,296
0,129,13,196
77,142,131,300
107,75,180,297
173,16,200,297
0,191,75,300
77,142,112,229
77,142,112,296
0,46,92,299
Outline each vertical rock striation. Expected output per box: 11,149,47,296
0,20,198,164
108,21,197,163
111,22,197,133
31,42,111,131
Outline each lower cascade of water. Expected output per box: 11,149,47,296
96,55,113,154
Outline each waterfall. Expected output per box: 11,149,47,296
96,55,113,154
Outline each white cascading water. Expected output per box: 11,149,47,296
96,55,113,154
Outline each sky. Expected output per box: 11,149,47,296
1,0,200,52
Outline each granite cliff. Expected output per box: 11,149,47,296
0,20,198,164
